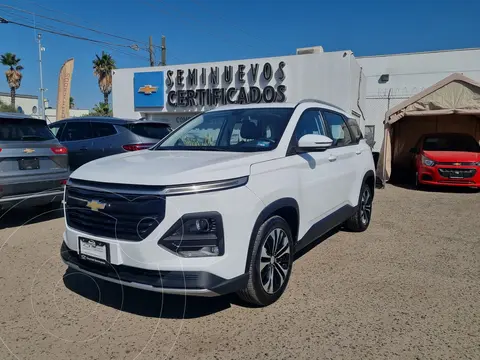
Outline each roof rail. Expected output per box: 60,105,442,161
297,99,344,112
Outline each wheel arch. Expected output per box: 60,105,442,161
244,198,299,273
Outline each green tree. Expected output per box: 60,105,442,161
69,96,75,109
1,52,23,108
0,98,17,112
92,52,116,105
88,102,112,117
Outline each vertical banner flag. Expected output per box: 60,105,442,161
56,58,74,121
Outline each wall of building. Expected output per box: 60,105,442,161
112,51,366,129
0,93,39,115
44,108,90,123
357,48,480,152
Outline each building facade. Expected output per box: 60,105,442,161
0,92,39,115
112,50,366,129
357,48,480,155
112,46,480,158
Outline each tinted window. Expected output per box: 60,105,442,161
49,123,66,139
127,123,171,140
294,109,325,142
0,118,55,141
423,134,480,152
156,108,294,152
322,111,352,146
91,122,117,138
347,118,363,142
62,122,93,141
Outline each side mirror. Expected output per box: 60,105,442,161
410,147,419,154
297,134,333,152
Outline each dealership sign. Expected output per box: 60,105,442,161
133,61,287,110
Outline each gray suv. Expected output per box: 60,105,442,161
49,117,172,170
0,113,69,211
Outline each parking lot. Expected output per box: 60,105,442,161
0,185,478,360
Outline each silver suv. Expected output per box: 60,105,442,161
0,113,69,211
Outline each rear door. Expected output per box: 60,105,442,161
90,122,120,158
321,110,358,205
0,116,68,196
59,122,94,170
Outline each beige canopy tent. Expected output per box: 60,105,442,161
377,73,480,183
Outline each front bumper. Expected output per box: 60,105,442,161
61,242,248,296
418,165,480,187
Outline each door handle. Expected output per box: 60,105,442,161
80,147,88,151
328,155,337,162
355,150,362,155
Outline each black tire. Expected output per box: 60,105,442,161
237,215,294,307
345,182,373,232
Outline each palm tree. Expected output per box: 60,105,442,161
92,52,116,105
1,53,23,108
91,102,112,117
69,96,75,109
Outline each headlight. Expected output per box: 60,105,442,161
422,155,436,167
158,212,224,257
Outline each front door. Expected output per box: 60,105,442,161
291,108,342,230
59,122,94,170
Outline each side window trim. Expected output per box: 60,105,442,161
321,110,355,148
286,107,324,156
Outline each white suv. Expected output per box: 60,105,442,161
61,100,375,306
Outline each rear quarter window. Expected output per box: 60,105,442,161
0,118,55,141
126,123,171,139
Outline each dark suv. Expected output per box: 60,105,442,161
49,117,172,170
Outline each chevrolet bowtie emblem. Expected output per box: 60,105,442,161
453,162,461,166
85,199,106,212
23,148,35,154
138,84,158,95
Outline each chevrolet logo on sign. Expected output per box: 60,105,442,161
138,85,158,95
23,148,35,154
85,200,106,212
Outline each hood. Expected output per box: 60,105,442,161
71,150,275,186
423,150,480,163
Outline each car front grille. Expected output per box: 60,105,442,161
438,168,477,179
65,180,166,242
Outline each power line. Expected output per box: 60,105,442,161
10,0,164,51
0,16,140,49
1,3,147,47
0,12,150,61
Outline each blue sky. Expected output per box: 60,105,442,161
0,0,478,110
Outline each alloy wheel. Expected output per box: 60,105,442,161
360,187,372,225
259,228,291,294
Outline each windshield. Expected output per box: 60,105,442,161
0,118,55,141
423,134,480,152
126,123,171,140
154,108,294,152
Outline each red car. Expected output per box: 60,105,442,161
411,133,480,188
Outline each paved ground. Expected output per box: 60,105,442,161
0,185,478,360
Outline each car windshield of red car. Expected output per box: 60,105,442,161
423,134,480,152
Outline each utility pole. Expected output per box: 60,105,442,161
161,36,166,66
149,36,155,67
37,33,46,120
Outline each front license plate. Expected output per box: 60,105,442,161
78,237,110,265
18,158,40,170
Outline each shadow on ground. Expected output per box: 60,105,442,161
63,267,239,319
0,204,64,229
64,228,340,318
390,182,480,194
